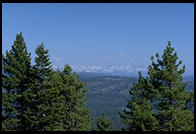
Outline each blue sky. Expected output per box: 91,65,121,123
2,3,194,76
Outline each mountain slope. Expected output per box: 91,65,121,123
78,73,194,130
79,74,137,130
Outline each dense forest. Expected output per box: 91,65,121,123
2,33,194,131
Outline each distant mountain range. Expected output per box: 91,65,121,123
53,65,147,77
183,75,194,82
78,72,194,82
53,65,193,78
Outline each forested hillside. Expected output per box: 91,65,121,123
78,74,194,130
79,75,137,130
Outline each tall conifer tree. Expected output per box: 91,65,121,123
39,70,66,130
2,33,32,130
120,42,194,131
39,64,92,131
59,64,92,131
27,43,53,130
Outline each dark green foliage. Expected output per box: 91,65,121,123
37,65,92,131
119,73,159,131
39,70,66,130
2,33,32,130
120,42,194,131
2,33,91,131
27,43,53,130
94,113,112,131
33,43,52,78
59,65,92,131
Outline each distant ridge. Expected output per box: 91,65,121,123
183,75,194,82
77,71,194,81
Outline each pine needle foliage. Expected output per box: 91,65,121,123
120,42,194,131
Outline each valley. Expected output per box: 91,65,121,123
78,73,194,130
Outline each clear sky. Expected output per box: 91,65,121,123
2,3,194,76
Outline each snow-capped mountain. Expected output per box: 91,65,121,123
52,65,148,77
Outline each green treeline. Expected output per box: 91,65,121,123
2,33,194,131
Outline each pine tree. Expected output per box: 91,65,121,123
120,42,194,131
39,70,66,130
39,64,92,131
94,113,112,131
119,72,159,131
2,33,32,130
59,64,92,131
26,43,53,130
151,42,194,131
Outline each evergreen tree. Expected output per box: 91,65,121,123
119,72,159,131
40,64,92,131
59,64,92,131
26,43,53,130
39,70,66,130
94,113,112,131
120,42,194,131
2,33,32,130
